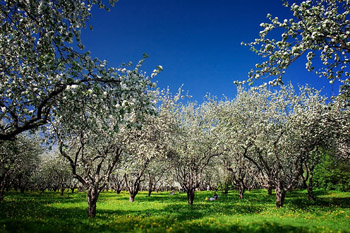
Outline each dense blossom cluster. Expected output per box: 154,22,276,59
238,0,350,86
0,0,159,141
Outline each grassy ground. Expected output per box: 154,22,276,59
0,189,349,233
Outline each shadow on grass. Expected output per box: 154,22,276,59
285,190,350,210
1,205,308,233
135,190,276,205
1,190,349,233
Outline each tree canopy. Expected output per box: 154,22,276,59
239,0,350,86
0,0,160,140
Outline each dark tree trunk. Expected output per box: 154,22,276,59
187,189,195,205
40,187,46,194
124,173,141,203
87,187,99,218
239,186,245,199
60,187,65,196
307,172,315,201
114,181,123,194
267,187,273,195
223,182,229,194
275,183,286,208
0,190,4,201
148,179,153,197
17,176,22,192
71,188,75,193
0,172,10,201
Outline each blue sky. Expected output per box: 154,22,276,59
82,0,340,101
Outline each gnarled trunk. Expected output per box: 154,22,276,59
187,189,195,205
127,186,140,202
148,179,153,197
124,172,142,203
128,183,140,202
129,194,136,202
239,186,245,199
87,187,99,218
275,183,286,208
307,171,315,201
223,182,229,194
40,187,46,194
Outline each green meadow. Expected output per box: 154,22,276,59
0,190,349,233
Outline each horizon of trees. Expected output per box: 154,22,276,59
1,83,350,217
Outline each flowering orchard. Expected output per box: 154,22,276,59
1,0,350,221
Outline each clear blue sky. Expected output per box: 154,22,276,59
82,0,340,101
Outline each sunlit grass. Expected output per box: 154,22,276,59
0,189,349,232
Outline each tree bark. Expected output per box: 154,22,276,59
60,187,65,196
187,189,195,205
87,187,99,218
124,173,141,202
127,186,140,202
307,171,315,201
129,193,136,202
223,182,229,194
267,187,273,195
275,183,286,208
148,179,153,197
40,187,46,194
239,186,245,199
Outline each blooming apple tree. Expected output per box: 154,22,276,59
213,84,333,207
210,93,268,198
0,134,42,200
166,100,223,205
0,0,135,140
116,89,177,202
239,0,350,86
48,57,160,217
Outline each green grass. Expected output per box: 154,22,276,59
0,189,349,232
